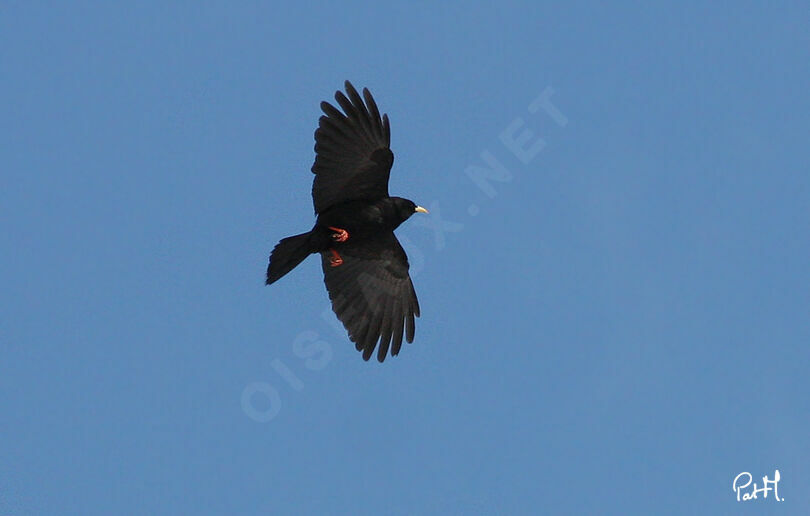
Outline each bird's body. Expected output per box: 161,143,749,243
265,82,427,362
317,197,418,240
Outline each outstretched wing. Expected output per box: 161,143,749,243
321,233,420,362
311,81,394,214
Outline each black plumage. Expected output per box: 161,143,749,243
265,81,427,362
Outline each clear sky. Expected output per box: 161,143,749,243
2,1,808,514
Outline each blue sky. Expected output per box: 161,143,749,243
2,1,808,514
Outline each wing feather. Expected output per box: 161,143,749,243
321,233,420,362
311,81,394,213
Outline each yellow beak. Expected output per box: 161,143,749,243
414,206,429,214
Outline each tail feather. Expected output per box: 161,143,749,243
266,232,313,285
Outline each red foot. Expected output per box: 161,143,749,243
328,248,343,267
328,226,349,243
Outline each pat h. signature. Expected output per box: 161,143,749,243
733,469,782,502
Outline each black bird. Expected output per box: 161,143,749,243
266,81,428,362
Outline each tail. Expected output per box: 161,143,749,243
266,232,313,285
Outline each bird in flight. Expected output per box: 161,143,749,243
266,81,428,362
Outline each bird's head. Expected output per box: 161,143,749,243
392,197,429,223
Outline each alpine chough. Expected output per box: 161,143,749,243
265,81,428,362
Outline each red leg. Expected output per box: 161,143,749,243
328,248,343,267
328,226,349,243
